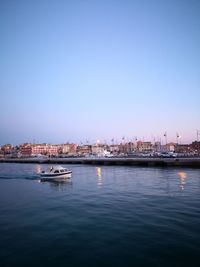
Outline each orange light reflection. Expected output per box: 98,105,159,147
178,171,187,190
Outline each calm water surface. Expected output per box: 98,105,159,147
0,163,200,267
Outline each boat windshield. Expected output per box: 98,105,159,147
49,166,69,173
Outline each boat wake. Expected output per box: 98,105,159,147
0,175,39,180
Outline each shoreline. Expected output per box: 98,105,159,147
1,157,200,168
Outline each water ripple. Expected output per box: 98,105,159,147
0,164,200,267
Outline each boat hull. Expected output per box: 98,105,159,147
40,171,72,181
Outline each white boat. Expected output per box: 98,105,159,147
40,166,72,181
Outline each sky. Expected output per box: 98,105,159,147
0,0,200,145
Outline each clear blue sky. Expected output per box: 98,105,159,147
1,0,200,145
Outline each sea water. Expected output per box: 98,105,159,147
0,163,200,267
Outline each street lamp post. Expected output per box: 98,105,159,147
176,133,180,145
197,130,200,142
164,132,167,145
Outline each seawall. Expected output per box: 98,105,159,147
1,157,200,168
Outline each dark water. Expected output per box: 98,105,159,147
0,163,200,267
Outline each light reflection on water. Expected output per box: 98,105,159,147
0,164,199,196
0,163,200,267
96,167,103,186
178,171,187,190
35,164,42,174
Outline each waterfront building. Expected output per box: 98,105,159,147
20,144,32,157
119,142,135,154
32,144,58,156
166,143,176,152
0,146,4,157
109,144,120,154
1,144,14,154
20,143,59,157
190,141,200,154
77,145,92,156
91,145,105,156
60,143,77,155
136,141,153,153
154,141,162,152
175,144,193,154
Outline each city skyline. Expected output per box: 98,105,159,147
1,0,200,145
1,130,200,147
